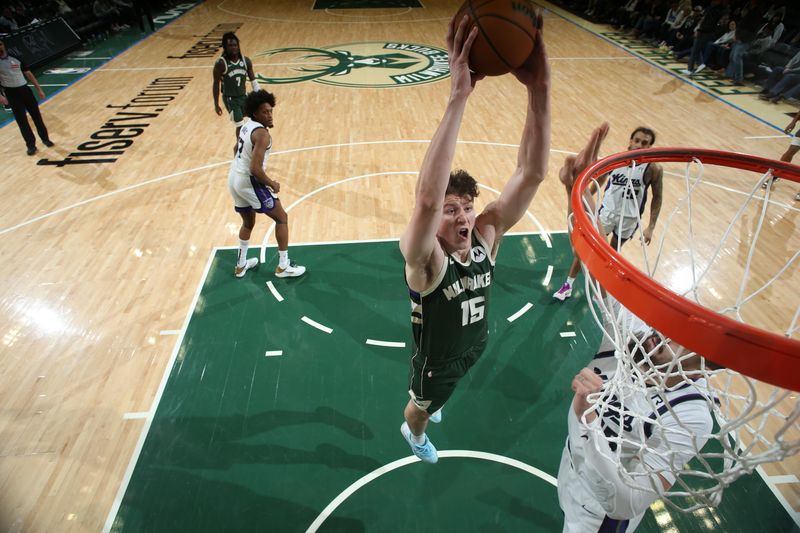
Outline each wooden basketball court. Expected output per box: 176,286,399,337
0,1,797,531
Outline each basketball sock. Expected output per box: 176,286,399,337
566,276,576,287
278,250,289,269
237,240,249,267
410,432,425,445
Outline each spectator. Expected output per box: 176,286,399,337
758,50,800,103
725,0,764,82
660,4,694,49
54,0,73,15
93,0,130,31
682,0,726,75
694,18,737,74
631,0,668,39
0,7,19,33
672,7,704,60
748,14,785,57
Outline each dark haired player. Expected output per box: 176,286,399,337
554,127,664,301
399,13,550,463
213,32,259,147
227,90,305,279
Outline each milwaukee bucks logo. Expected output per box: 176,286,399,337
254,42,449,88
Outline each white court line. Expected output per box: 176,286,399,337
122,412,148,420
102,249,217,533
264,350,283,357
744,135,791,140
1,140,575,238
365,339,405,348
66,56,110,60
306,450,557,532
757,465,800,525
543,264,554,287
301,316,333,334
324,6,411,17
100,65,215,71
38,83,69,87
560,332,577,338
231,230,566,250
266,281,284,302
0,159,230,236
507,303,534,323
159,330,180,336
263,170,552,260
765,474,799,484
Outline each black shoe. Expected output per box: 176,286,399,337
43,140,54,147
26,146,37,156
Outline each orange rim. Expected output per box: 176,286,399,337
571,147,800,391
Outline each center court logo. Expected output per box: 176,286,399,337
254,42,449,88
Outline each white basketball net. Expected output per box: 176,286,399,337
570,156,800,512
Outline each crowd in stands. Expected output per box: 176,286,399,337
553,0,800,104
0,0,183,41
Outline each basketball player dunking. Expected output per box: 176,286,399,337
398,12,553,463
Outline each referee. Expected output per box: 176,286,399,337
0,37,53,156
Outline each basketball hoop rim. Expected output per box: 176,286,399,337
570,147,800,392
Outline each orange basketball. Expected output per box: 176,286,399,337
455,0,539,77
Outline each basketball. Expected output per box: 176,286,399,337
455,0,539,77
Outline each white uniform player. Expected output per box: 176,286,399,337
227,90,305,279
598,163,650,241
228,120,277,214
558,297,714,532
553,126,663,302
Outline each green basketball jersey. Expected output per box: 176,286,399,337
220,56,248,98
408,230,494,362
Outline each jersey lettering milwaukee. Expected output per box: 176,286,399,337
408,230,494,361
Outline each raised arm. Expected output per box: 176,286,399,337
212,59,224,116
400,15,480,286
475,14,550,248
555,124,609,252
642,163,663,244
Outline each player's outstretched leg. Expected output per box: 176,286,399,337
400,422,438,463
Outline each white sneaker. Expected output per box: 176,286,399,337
275,261,306,278
234,257,259,278
694,64,706,74
553,282,573,301
400,422,438,464
681,68,693,75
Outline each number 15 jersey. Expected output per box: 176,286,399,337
407,229,494,363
